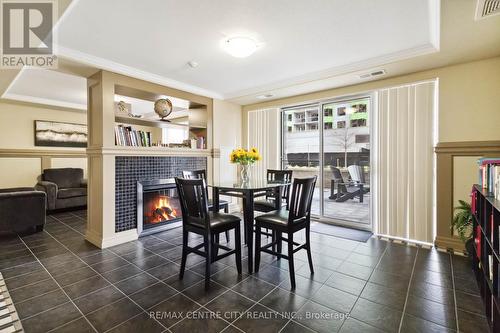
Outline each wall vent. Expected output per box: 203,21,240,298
359,69,386,80
476,0,500,20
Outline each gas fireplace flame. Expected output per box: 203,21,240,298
150,195,178,223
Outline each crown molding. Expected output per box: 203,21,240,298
1,93,87,111
56,46,224,100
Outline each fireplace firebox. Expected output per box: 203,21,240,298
137,179,182,236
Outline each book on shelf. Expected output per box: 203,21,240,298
115,124,152,147
475,225,481,260
489,254,493,281
477,158,500,198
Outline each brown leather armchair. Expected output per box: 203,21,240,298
35,168,87,211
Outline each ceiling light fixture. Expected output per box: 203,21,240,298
257,93,274,99
223,36,259,58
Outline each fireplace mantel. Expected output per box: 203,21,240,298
87,146,212,157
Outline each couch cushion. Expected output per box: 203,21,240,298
57,187,87,199
43,168,83,188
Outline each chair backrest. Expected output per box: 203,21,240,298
330,167,344,182
175,177,210,229
182,170,207,180
288,176,317,224
347,165,365,183
267,169,293,202
43,168,83,188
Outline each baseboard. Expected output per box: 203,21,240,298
435,235,466,252
85,229,139,249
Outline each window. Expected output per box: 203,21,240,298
337,121,346,128
307,123,318,131
355,134,370,143
350,119,366,127
337,107,346,116
287,126,292,132
287,114,292,121
324,108,333,117
352,103,367,113
324,122,333,130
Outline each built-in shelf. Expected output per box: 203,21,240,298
88,146,211,157
115,114,189,129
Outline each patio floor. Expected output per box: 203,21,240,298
310,189,370,226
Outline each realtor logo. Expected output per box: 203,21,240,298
1,0,57,68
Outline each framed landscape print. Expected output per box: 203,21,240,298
34,120,87,148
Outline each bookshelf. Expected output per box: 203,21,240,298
471,184,500,331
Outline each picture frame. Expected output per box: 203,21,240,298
34,120,87,148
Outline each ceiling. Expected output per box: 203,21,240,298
1,0,500,107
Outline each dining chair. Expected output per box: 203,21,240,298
254,176,317,289
175,177,242,290
182,169,231,241
253,169,293,213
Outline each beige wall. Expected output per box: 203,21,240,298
243,56,500,144
0,100,88,188
213,99,242,210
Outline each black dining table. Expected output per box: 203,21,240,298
208,178,291,274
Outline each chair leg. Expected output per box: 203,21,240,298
204,234,212,290
276,232,282,260
305,225,314,274
224,205,230,242
214,233,220,261
179,229,188,280
272,230,276,253
235,225,242,274
288,232,296,290
255,225,261,273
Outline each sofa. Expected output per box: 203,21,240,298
0,187,46,233
35,168,87,211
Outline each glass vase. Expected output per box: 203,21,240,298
240,164,250,184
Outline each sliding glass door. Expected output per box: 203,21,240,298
282,96,372,230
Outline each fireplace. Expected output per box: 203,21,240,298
137,179,182,236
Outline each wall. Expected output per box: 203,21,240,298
0,100,87,188
213,99,242,210
242,56,500,247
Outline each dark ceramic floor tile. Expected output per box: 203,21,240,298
63,275,110,299
405,295,456,329
106,312,165,333
101,263,143,283
49,317,96,333
4,269,51,290
457,309,490,333
368,269,410,292
454,276,479,295
254,265,290,285
232,276,276,301
339,318,386,333
345,252,381,268
80,250,119,265
164,270,204,291
9,278,59,303
412,269,453,289
86,298,143,332
360,282,407,311
234,304,288,333
169,310,229,333
129,282,178,309
150,293,201,327
336,261,373,280
324,271,367,296
0,261,44,279
206,290,254,314
182,280,228,305
53,266,97,287
279,274,323,298
146,261,181,281
400,313,456,333
294,300,346,333
455,290,484,315
280,321,316,333
311,284,358,313
350,298,402,332
90,256,129,273
15,288,69,319
132,254,171,270
21,302,82,333
115,272,158,295
73,285,125,314
409,280,455,305
211,267,247,288
259,287,307,313
296,264,333,283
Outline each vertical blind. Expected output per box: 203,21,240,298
376,81,436,243
247,108,280,180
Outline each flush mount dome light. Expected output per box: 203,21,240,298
223,37,258,58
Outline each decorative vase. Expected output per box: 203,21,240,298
240,164,250,183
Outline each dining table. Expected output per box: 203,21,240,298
208,178,291,274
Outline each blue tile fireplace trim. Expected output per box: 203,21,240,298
115,156,207,232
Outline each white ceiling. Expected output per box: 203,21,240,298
54,0,438,100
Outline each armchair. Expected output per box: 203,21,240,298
0,187,46,233
35,168,87,211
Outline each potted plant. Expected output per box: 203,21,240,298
451,200,474,256
230,147,261,183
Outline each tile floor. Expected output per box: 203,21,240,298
0,210,490,333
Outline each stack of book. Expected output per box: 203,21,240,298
115,125,152,147
478,157,500,198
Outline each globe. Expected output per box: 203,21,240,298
154,98,173,120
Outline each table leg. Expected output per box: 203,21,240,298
242,190,254,274
359,184,364,203
212,187,220,212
